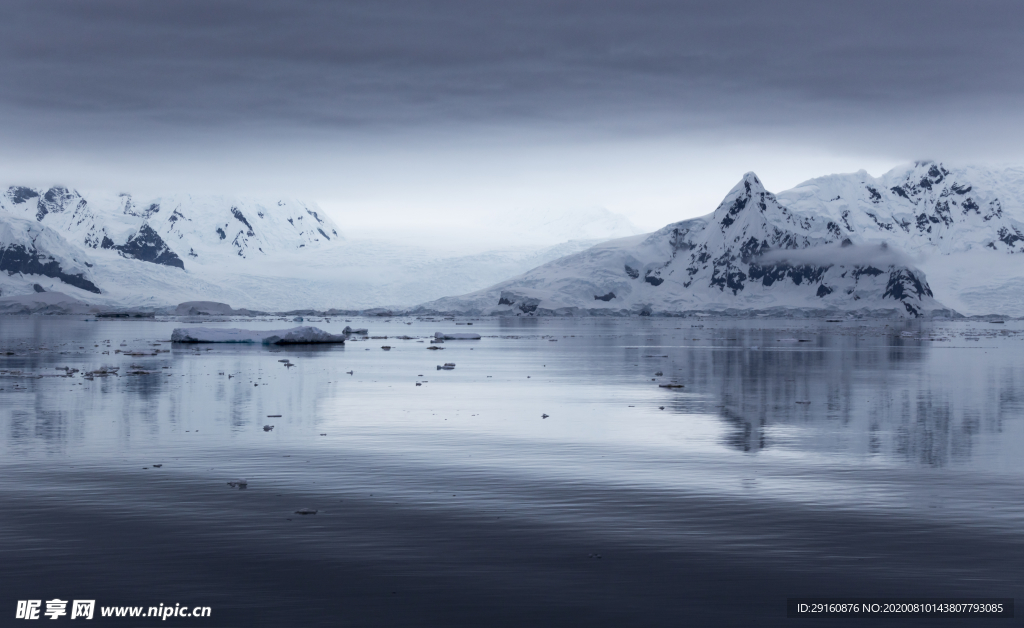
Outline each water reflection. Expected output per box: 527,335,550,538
0,317,1021,473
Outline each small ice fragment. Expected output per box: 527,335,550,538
435,332,481,340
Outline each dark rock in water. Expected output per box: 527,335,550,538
0,244,101,293
114,224,185,269
594,292,616,301
294,508,317,515
33,284,45,293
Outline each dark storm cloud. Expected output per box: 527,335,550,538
2,0,1022,136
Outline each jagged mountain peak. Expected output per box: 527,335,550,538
712,172,769,224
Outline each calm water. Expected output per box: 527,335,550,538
1,316,1022,626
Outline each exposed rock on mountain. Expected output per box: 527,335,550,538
0,216,101,294
103,224,184,268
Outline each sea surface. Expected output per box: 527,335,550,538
1,316,1022,627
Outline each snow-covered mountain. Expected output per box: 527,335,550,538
2,186,340,265
0,186,631,310
420,162,1024,318
420,172,949,317
0,186,346,308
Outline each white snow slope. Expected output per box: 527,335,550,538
420,163,1024,318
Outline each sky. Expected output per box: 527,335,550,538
2,0,1023,234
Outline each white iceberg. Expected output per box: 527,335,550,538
435,331,481,340
171,326,347,345
343,326,368,335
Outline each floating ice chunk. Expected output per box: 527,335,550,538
171,326,346,345
342,326,368,335
435,332,481,340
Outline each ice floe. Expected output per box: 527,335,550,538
435,332,481,340
171,326,347,345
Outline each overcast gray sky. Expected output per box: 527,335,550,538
2,0,1022,232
